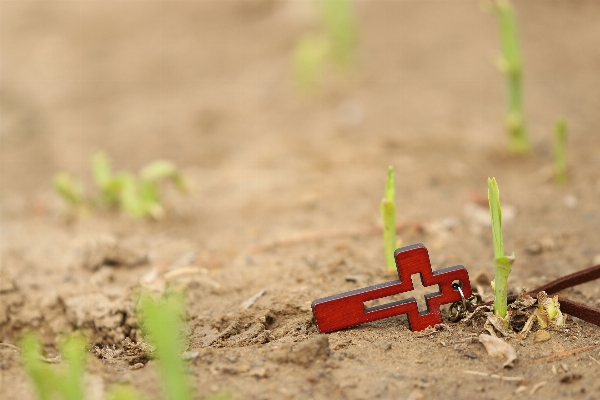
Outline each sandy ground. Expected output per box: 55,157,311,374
1,1,600,399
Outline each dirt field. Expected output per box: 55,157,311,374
1,1,600,399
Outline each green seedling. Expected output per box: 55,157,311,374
293,0,357,89
21,333,86,400
553,118,568,183
380,166,396,271
139,291,192,400
106,386,145,400
22,333,146,400
293,33,330,89
488,178,515,327
21,292,228,400
536,291,565,329
492,0,530,154
53,173,86,208
321,0,357,68
54,152,187,219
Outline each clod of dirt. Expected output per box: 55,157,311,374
181,351,199,361
560,374,583,384
478,334,517,368
71,234,147,271
0,272,16,294
94,338,154,369
533,330,551,343
473,271,491,287
248,367,269,379
270,335,330,367
526,237,560,255
64,293,138,344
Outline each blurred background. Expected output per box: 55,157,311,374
2,0,600,251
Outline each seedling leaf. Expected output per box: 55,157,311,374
21,334,54,400
554,118,568,184
381,166,396,271
293,33,329,89
53,173,85,207
140,292,192,400
493,0,529,153
21,333,86,400
321,0,357,67
106,385,145,400
488,177,514,322
140,160,187,191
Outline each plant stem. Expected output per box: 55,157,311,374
495,0,529,154
140,293,192,400
554,118,568,183
381,166,396,271
488,177,513,320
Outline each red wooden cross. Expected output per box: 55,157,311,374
311,243,472,332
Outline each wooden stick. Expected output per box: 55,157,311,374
533,345,599,363
0,342,20,351
530,381,547,395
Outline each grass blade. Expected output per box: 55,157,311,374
381,166,396,271
140,292,192,400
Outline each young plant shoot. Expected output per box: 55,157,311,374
21,292,229,400
293,0,357,89
54,152,187,219
381,166,396,271
493,0,529,154
21,333,86,400
321,0,358,68
140,292,192,400
554,118,568,184
488,178,514,326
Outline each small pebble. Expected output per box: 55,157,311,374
380,342,392,351
181,351,199,361
526,242,542,255
225,354,238,363
564,195,578,209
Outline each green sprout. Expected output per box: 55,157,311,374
488,178,515,325
293,0,357,89
21,333,86,400
21,332,146,400
293,33,329,90
106,386,145,400
321,0,357,68
380,166,396,271
553,118,568,184
536,291,566,329
493,0,529,154
54,152,187,219
53,173,86,209
21,291,229,400
139,292,192,400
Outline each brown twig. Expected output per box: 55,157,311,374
533,345,599,363
589,354,600,366
464,370,524,381
530,381,547,395
0,342,20,351
246,222,424,254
